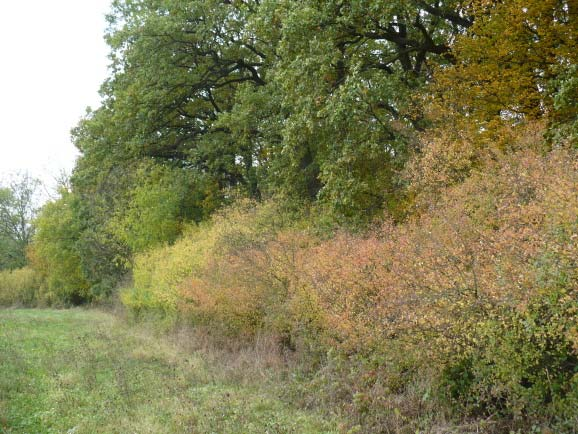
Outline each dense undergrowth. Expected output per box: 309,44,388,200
0,268,40,307
119,147,578,432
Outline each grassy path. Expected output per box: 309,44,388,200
0,309,339,434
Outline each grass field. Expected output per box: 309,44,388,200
0,309,340,434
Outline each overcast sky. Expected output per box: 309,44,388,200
0,0,111,194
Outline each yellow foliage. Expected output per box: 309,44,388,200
121,221,218,314
438,0,577,123
0,267,41,307
121,199,307,336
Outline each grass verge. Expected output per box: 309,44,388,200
0,309,341,433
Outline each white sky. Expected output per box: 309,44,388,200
0,0,111,195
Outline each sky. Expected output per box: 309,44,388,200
0,0,112,196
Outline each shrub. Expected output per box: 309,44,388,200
292,148,578,429
121,220,218,317
122,200,304,335
442,288,578,428
30,192,92,305
120,147,577,430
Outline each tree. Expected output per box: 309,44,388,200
434,0,578,127
0,174,41,270
84,0,473,224
109,162,216,252
409,0,578,199
99,0,268,196
259,0,471,220
66,0,269,288
32,190,92,304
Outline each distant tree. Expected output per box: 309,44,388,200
0,174,41,270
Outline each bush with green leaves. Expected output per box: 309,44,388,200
31,191,92,305
110,163,217,253
442,287,578,430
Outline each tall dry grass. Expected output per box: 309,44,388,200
0,267,41,307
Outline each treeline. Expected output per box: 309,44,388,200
2,0,578,431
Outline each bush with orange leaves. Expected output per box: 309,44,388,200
292,148,577,428
126,148,576,361
123,198,318,340
123,147,576,429
179,228,323,343
299,148,576,355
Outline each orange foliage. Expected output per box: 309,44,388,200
177,216,320,339
299,149,577,355
123,147,576,430
314,149,576,357
172,149,576,364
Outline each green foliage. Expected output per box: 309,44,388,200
100,0,268,194
69,0,472,229
31,191,92,305
0,174,40,270
443,288,578,428
551,64,578,146
110,163,215,253
259,0,466,220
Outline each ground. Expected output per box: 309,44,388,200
0,309,339,434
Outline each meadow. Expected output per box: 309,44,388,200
0,309,340,434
